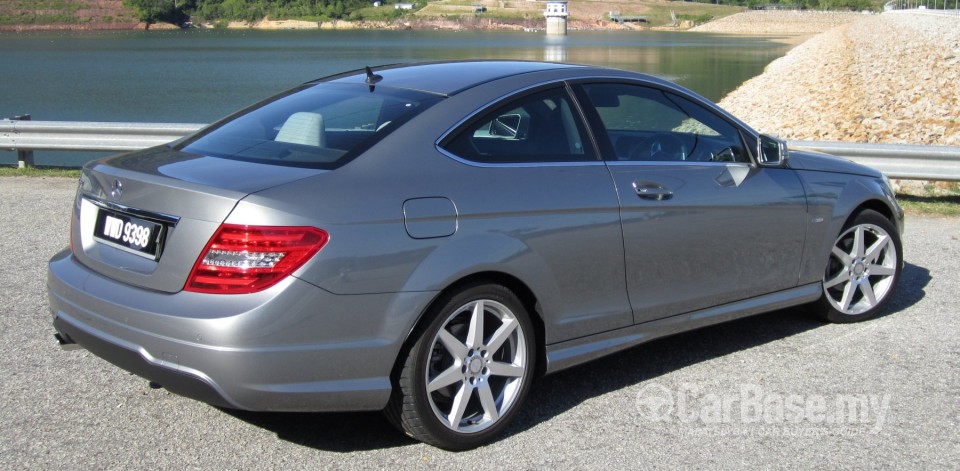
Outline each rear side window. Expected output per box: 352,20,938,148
441,87,596,164
179,83,441,169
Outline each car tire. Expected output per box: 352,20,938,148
815,210,902,323
385,283,536,450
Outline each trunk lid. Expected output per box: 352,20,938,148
72,146,324,293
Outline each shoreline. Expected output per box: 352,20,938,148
0,10,866,33
0,19,654,33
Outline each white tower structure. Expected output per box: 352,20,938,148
544,0,568,35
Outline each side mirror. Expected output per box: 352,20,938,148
758,134,789,166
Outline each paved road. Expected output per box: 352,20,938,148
2,176,958,469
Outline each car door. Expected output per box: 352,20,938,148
438,84,634,342
576,82,808,324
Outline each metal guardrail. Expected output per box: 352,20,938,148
886,5,960,17
3,119,960,181
788,140,960,182
1,119,204,153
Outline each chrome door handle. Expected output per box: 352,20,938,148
633,182,673,201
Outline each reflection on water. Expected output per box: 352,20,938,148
0,29,792,166
544,44,567,63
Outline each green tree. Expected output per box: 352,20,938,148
124,0,194,24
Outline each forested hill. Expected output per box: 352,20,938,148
3,0,882,30
0,0,138,28
127,0,881,25
0,0,404,28
125,0,392,25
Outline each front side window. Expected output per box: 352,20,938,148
441,87,596,164
179,82,441,169
581,83,750,163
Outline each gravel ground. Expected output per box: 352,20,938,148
717,11,960,146
1,176,959,469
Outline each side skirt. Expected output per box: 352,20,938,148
544,283,822,373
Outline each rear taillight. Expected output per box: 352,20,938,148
185,224,328,294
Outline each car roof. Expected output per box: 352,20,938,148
320,60,587,96
310,60,758,142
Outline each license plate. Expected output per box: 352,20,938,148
93,208,165,260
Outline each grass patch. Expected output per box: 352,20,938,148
896,181,960,216
896,194,960,217
415,3,534,22
468,10,534,21
0,167,81,178
413,1,743,27
349,6,405,21
677,14,715,25
0,12,81,24
640,3,742,27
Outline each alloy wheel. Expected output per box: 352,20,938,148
424,298,528,433
823,222,899,315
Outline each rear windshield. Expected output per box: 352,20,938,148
178,82,442,169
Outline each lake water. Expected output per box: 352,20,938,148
0,29,794,166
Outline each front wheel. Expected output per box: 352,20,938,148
816,210,902,323
386,283,536,450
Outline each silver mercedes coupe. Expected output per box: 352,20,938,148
48,61,903,449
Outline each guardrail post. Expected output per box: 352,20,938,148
14,115,35,169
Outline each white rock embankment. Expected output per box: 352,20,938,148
691,10,864,35
716,12,960,146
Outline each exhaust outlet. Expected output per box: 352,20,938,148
54,332,82,351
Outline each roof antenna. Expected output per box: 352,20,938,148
364,66,382,92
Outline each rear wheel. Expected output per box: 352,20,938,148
386,283,535,450
816,210,902,323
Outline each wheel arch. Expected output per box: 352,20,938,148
839,197,906,272
389,271,548,388
832,193,904,263
837,170,903,232
798,170,904,282
842,198,898,231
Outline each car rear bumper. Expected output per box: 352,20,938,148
47,248,437,412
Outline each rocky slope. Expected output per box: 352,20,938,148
716,11,960,146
